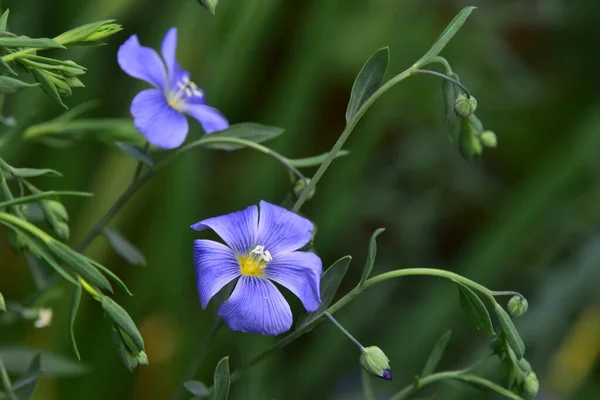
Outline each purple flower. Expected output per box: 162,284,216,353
192,201,322,335
117,28,228,149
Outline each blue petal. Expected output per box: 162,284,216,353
194,239,241,309
191,204,258,254
184,103,229,134
267,251,322,312
218,276,292,335
257,200,314,256
161,27,188,88
131,89,188,149
118,35,167,89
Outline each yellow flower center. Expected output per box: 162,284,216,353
238,245,272,278
167,75,203,112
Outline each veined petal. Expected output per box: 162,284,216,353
191,204,258,254
257,200,314,256
194,239,241,309
219,276,292,335
118,35,167,89
267,251,322,312
161,27,188,88
131,89,189,149
184,103,229,134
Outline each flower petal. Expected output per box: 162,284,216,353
257,200,314,255
131,89,189,149
194,239,241,309
161,27,188,87
267,251,322,312
191,204,258,254
117,34,167,89
218,276,292,335
184,103,229,134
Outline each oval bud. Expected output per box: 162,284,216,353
508,296,528,318
459,118,483,160
454,94,477,117
294,178,316,200
524,371,539,397
47,200,69,222
54,221,70,241
480,130,497,148
360,346,392,381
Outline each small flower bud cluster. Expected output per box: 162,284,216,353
458,114,497,160
42,199,70,241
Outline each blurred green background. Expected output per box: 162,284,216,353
2,0,600,399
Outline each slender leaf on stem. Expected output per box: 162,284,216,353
0,355,17,400
456,282,494,335
116,142,153,167
414,6,476,68
494,303,525,359
87,259,133,296
203,123,284,151
0,37,64,49
13,354,41,400
8,168,62,178
0,10,9,31
210,357,230,400
101,297,144,353
185,380,210,397
0,347,89,377
421,330,452,377
0,191,92,209
0,77,39,94
286,150,350,168
103,228,146,266
359,228,385,286
346,47,389,122
69,285,82,360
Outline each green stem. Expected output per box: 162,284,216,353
413,69,471,98
324,311,364,351
0,191,92,209
131,142,149,182
419,56,453,75
0,355,18,400
0,211,53,242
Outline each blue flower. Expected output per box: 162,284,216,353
117,28,228,149
192,201,322,335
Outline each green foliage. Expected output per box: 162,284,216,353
456,283,494,335
359,228,385,286
346,47,389,123
421,330,451,377
210,357,230,400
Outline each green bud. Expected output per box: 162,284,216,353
54,20,123,46
47,74,72,96
517,357,532,373
64,76,85,88
454,93,477,117
199,0,219,14
294,178,315,200
458,117,483,160
508,296,528,318
524,371,539,397
0,292,5,312
47,200,68,221
59,61,87,77
136,351,149,365
54,221,70,240
480,130,497,148
360,346,392,380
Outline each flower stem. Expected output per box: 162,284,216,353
324,311,364,351
412,69,471,98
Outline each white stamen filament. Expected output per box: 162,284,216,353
251,245,273,262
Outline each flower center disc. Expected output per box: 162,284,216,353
238,245,272,278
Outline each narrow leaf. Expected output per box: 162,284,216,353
88,259,133,296
203,123,284,151
414,6,476,68
101,297,144,353
346,47,389,122
210,357,230,400
0,36,64,49
13,354,41,400
29,68,67,109
286,150,350,168
421,330,451,376
0,77,38,94
103,228,147,266
0,355,17,400
0,10,9,31
494,303,525,359
457,283,494,335
0,347,89,377
359,228,385,286
185,380,210,397
116,142,153,167
0,292,5,311
69,285,82,360
9,168,62,178
0,56,16,76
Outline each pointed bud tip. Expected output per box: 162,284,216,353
382,369,392,380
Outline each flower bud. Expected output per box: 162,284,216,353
47,200,69,222
508,296,528,318
54,221,70,241
524,371,539,397
454,94,477,117
517,357,532,373
199,0,219,14
360,346,392,380
294,178,316,200
459,117,483,160
480,130,497,148
54,20,123,46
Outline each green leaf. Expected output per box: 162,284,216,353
0,10,9,31
0,347,89,377
9,168,62,178
0,292,5,312
346,47,389,122
421,330,451,376
210,357,230,400
457,283,494,335
198,0,219,14
116,142,153,167
359,228,385,286
103,228,147,266
414,6,476,68
29,68,67,109
0,36,64,49
204,123,284,151
184,380,210,397
0,57,16,76
0,191,92,210
101,297,144,353
286,150,350,168
69,285,82,360
0,77,38,94
296,256,351,329
0,355,17,400
494,303,525,359
87,259,133,296
13,354,41,400
110,324,138,372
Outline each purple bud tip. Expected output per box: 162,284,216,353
382,369,392,381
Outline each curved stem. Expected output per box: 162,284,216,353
421,56,453,75
390,371,461,400
0,191,92,209
413,69,471,98
324,311,364,351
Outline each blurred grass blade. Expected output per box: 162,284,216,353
0,36,64,49
0,10,9,31
185,380,210,397
116,142,153,167
0,347,89,376
210,357,230,400
494,303,525,359
346,47,389,123
0,77,38,94
421,330,452,377
0,292,5,311
203,123,284,151
13,354,41,400
457,282,494,335
286,150,350,168
359,228,385,286
414,6,476,68
103,228,147,266
69,285,82,360
0,355,17,400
